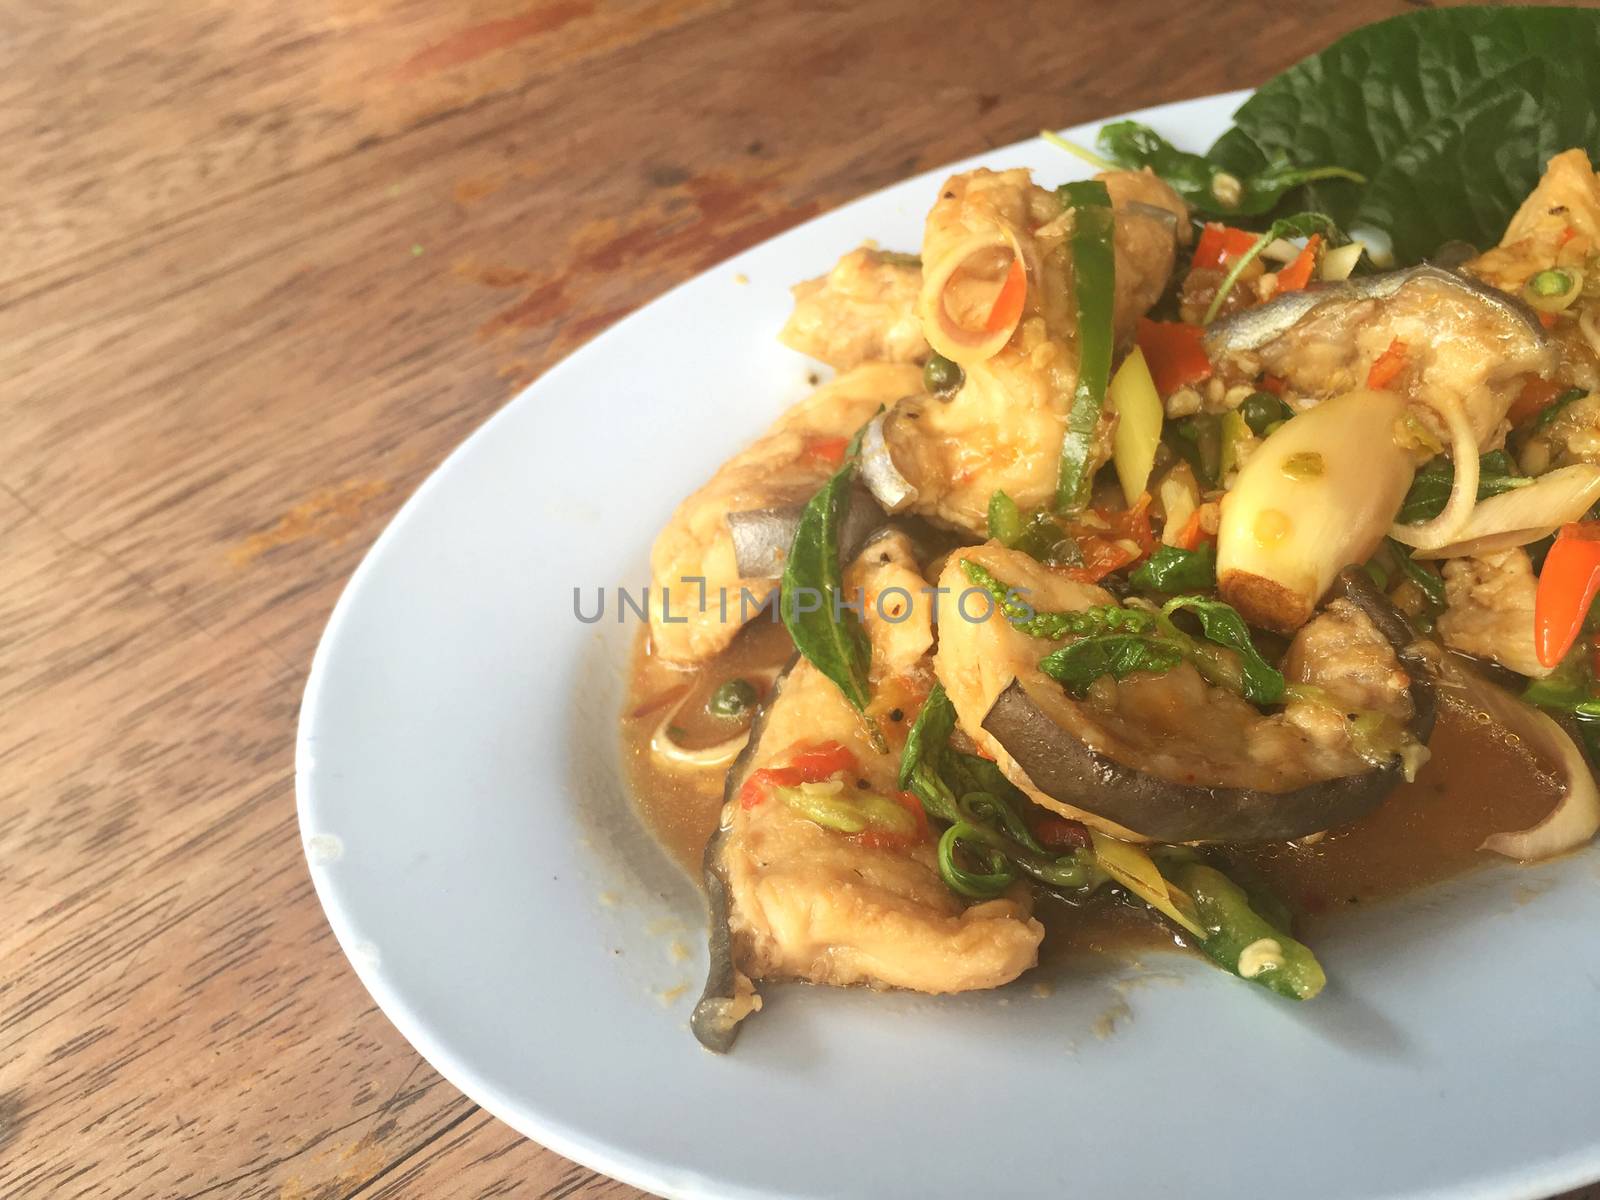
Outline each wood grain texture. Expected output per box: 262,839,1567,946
4,0,1597,1197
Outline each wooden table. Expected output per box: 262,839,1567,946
7,1,1597,1197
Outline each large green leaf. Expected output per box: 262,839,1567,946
1217,7,1600,262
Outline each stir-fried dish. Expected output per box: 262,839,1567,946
619,11,1600,1051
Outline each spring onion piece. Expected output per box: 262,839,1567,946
1038,129,1117,172
775,780,865,833
987,489,1025,546
902,683,1103,897
938,823,1019,897
986,491,1079,564
775,781,919,839
1108,347,1164,505
1056,180,1117,511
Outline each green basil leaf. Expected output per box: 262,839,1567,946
1385,539,1447,615
1039,633,1184,696
1396,451,1534,525
948,752,1031,816
781,434,873,714
1220,8,1600,263
899,683,957,792
1056,180,1116,511
1522,645,1600,719
1531,387,1589,434
1130,543,1217,594
1162,596,1286,705
1167,414,1222,489
1096,120,1362,218
899,684,1098,894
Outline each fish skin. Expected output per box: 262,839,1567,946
1203,264,1546,356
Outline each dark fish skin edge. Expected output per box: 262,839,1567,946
690,657,797,1052
982,567,1438,844
1202,263,1546,357
726,483,884,579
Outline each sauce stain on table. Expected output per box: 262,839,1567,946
391,2,598,81
228,480,389,566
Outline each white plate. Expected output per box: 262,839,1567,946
297,91,1600,1200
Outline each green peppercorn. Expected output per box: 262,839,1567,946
923,353,964,396
1529,268,1573,297
1239,391,1292,436
707,678,758,719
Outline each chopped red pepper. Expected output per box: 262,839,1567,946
1559,226,1578,247
1193,223,1259,271
739,766,801,809
1135,318,1213,396
985,257,1027,332
1033,814,1091,852
1103,493,1157,552
1275,234,1321,293
1068,540,1143,583
1258,374,1287,396
1539,311,1561,330
1173,507,1207,551
1366,338,1408,390
1509,378,1568,427
1066,495,1156,583
801,434,850,467
786,740,859,779
1535,523,1600,669
739,740,859,808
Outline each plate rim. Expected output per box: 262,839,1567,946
294,85,1600,1200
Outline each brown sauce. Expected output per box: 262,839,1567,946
621,618,795,874
620,623,1564,956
